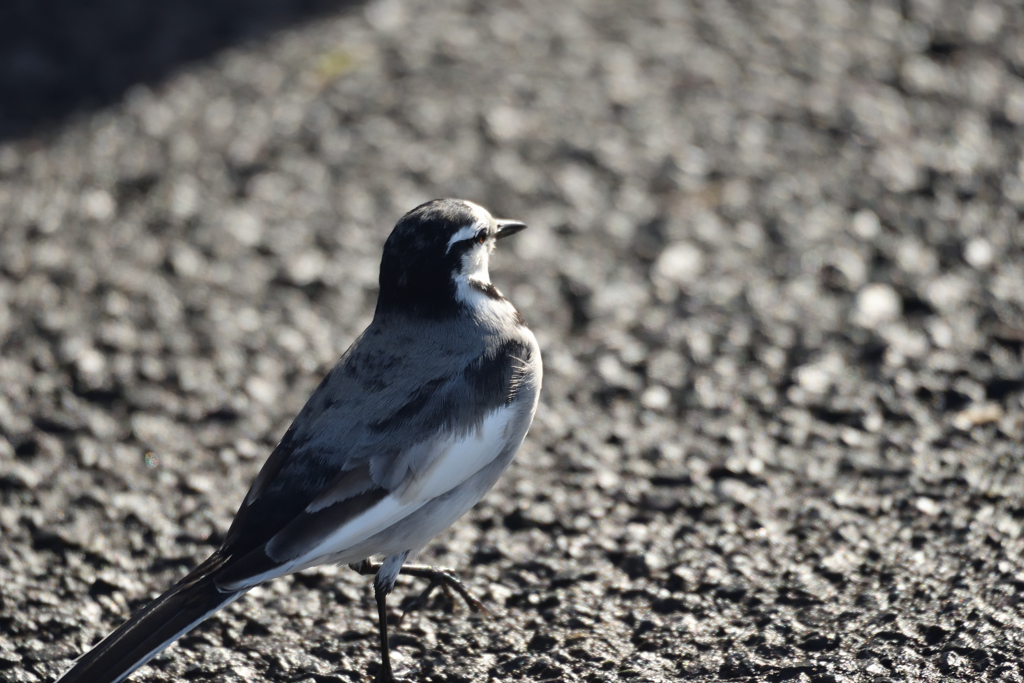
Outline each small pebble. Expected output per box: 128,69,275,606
854,283,902,328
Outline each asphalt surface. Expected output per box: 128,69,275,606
2,1,1024,682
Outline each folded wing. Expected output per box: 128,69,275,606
213,330,539,590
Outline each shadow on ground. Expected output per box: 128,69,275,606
0,0,363,140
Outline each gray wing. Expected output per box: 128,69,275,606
213,320,538,587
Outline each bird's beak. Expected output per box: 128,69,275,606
495,219,527,240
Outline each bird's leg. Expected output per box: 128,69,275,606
350,557,485,678
373,581,393,683
351,557,409,682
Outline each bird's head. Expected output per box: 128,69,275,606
377,199,526,317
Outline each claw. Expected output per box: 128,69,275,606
396,578,441,630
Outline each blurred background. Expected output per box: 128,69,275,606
2,1,1024,681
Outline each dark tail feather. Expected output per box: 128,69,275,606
55,554,246,683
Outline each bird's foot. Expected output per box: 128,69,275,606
373,663,394,683
395,564,486,626
349,560,486,628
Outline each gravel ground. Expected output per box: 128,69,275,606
3,1,1024,682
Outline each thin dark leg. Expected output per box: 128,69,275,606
374,583,393,683
351,559,485,680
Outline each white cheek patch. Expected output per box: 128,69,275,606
461,245,490,282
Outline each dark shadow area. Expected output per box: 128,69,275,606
0,0,364,141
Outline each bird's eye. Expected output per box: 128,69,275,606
476,231,487,245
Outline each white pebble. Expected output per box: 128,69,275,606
246,376,279,405
597,354,639,391
794,352,845,395
953,402,1003,431
223,208,264,247
795,365,832,395
915,497,940,516
76,348,106,375
653,242,704,286
365,0,408,32
485,106,525,142
641,385,672,411
851,209,881,240
855,283,901,328
287,251,325,285
968,3,1004,42
81,189,116,221
963,238,993,269
170,177,200,220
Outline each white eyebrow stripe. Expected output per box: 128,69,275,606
446,225,482,253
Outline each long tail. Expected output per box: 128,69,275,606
55,554,247,683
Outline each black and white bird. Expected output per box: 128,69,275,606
55,198,543,683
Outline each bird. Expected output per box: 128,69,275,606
54,198,543,683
